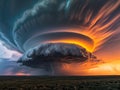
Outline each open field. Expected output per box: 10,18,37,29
0,76,120,90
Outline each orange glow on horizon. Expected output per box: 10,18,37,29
58,60,120,75
88,62,120,75
15,72,30,76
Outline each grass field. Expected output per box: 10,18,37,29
0,76,120,90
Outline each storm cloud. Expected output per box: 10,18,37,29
0,0,119,75
18,43,96,68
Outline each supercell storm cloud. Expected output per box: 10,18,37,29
18,43,95,68
0,0,120,75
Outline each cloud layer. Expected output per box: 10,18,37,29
18,43,96,69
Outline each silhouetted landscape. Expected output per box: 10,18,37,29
0,76,120,90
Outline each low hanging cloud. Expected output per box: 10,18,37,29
18,43,96,69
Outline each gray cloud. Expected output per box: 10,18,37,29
18,43,96,69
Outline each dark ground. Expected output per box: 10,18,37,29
0,76,120,90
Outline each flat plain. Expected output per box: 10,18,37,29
0,76,120,90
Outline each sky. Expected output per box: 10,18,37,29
0,0,120,75
0,41,53,75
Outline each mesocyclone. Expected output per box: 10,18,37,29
12,0,95,53
0,0,119,75
11,0,98,68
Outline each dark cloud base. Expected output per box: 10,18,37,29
18,43,96,69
